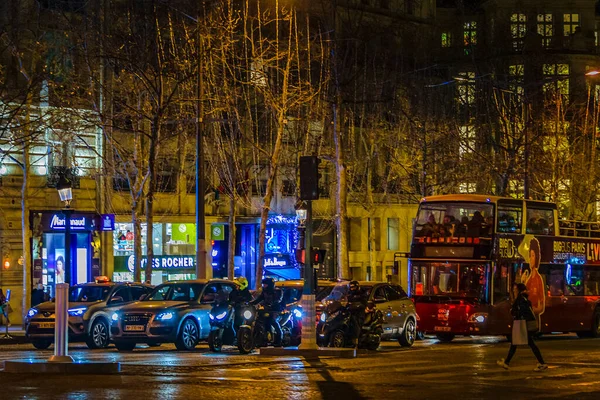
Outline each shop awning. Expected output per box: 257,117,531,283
265,267,301,280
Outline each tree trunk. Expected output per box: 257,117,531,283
228,196,236,280
132,201,142,282
21,146,31,325
145,153,156,284
334,102,349,280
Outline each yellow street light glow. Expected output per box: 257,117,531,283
585,70,600,76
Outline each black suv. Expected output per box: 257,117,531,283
26,281,153,350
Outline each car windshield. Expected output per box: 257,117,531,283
69,286,111,302
145,283,204,302
324,283,373,303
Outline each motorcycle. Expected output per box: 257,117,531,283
237,306,293,351
317,301,383,350
208,301,256,353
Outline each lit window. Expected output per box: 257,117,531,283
459,126,476,157
508,180,523,198
455,72,475,109
459,182,477,194
508,64,524,96
441,31,452,48
537,13,553,48
510,13,527,50
543,63,570,100
464,21,477,55
563,13,580,36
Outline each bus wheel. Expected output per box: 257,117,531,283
592,311,600,338
435,333,455,343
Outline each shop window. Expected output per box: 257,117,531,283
584,267,600,296
387,218,399,250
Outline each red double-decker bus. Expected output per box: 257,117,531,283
408,194,600,342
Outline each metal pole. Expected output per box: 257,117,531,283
300,200,317,349
48,283,73,362
195,13,207,279
64,209,72,284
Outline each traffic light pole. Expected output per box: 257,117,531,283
300,200,317,349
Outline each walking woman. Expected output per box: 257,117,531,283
497,283,548,371
0,288,10,327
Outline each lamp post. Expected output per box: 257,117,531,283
50,175,73,363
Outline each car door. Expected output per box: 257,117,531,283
196,283,220,338
382,284,408,334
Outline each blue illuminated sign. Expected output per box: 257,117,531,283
100,214,115,231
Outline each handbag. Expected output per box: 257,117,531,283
511,319,528,345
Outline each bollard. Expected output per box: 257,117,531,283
49,283,73,363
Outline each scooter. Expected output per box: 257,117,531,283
208,301,256,353
317,301,383,350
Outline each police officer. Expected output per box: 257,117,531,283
251,277,283,347
346,280,367,347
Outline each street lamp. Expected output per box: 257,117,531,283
585,70,600,76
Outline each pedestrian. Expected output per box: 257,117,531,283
497,283,548,371
31,283,46,306
0,288,11,327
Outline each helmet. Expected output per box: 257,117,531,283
235,277,249,291
349,280,359,291
262,277,275,290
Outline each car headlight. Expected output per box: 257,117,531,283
293,309,302,318
215,311,227,320
156,312,174,321
243,310,253,320
468,312,488,323
111,313,119,322
27,308,38,318
68,307,87,317
320,312,326,322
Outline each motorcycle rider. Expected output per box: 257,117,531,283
230,277,253,305
251,277,284,347
346,280,368,347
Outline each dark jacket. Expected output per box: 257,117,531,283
31,289,46,307
230,287,253,305
251,287,283,311
511,293,536,321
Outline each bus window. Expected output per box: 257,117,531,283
493,264,510,303
565,264,584,296
584,267,600,296
526,207,554,235
414,202,494,238
497,205,522,233
541,265,565,296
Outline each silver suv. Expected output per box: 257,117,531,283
25,282,153,350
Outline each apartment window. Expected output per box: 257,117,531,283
508,64,524,96
563,14,580,36
459,125,476,157
368,218,381,251
441,31,452,48
459,182,477,194
455,72,475,108
349,218,362,252
510,13,527,50
463,21,477,55
508,180,524,197
543,63,570,100
537,14,553,48
387,218,399,251
281,180,295,197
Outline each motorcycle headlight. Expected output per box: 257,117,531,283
209,313,215,320
215,311,228,320
243,310,253,320
111,312,119,322
27,308,38,318
293,309,302,318
67,307,87,317
156,312,175,321
320,313,326,322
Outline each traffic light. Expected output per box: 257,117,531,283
299,156,320,200
313,248,326,264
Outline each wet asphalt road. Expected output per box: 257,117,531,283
1,335,600,400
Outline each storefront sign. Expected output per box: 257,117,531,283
263,253,291,268
99,214,115,231
114,255,196,273
47,213,94,231
211,224,225,240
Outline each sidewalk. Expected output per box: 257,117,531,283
0,326,28,345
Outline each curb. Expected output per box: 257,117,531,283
3,360,121,374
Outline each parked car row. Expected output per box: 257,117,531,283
25,278,419,351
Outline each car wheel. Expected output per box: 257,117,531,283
398,319,416,347
175,318,199,351
208,330,222,352
436,333,455,343
86,318,110,349
31,340,52,350
237,326,254,354
329,330,345,348
115,342,136,351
